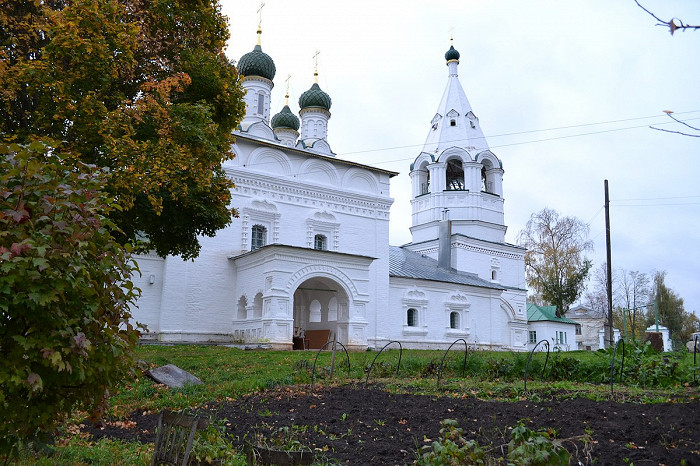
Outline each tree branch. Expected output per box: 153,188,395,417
650,112,700,137
634,0,700,35
649,127,700,137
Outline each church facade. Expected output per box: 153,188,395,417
131,29,529,351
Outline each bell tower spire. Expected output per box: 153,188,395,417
409,42,506,245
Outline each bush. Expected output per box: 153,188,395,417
0,142,141,455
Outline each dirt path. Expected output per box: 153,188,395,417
84,385,700,465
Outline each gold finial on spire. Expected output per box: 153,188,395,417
312,50,320,83
284,74,291,105
449,26,454,45
256,2,265,45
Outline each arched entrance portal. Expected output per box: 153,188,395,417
293,276,349,350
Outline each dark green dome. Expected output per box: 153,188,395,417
271,105,300,130
445,45,460,62
238,44,276,81
299,83,331,111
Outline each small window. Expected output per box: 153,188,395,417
449,311,459,329
251,224,266,251
469,120,476,129
575,324,582,335
257,91,264,114
491,270,497,280
450,119,456,127
529,331,537,344
407,308,418,327
314,234,327,251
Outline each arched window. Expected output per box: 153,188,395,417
251,224,267,251
446,159,465,190
449,311,460,329
491,270,497,280
407,308,418,327
314,234,327,251
481,160,494,193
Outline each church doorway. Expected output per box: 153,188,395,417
292,276,349,350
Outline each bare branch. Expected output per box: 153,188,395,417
666,112,700,131
634,0,700,35
649,112,700,137
649,126,700,137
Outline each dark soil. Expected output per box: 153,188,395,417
83,385,700,465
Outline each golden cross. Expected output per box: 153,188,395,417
257,2,265,26
449,27,454,44
284,74,291,104
312,50,320,82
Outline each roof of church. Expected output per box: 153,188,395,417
389,246,503,290
527,303,578,324
233,133,398,177
421,44,492,157
238,44,276,81
299,83,332,111
445,45,460,61
271,104,300,130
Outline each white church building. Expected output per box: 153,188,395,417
131,28,529,351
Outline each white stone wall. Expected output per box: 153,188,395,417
133,134,393,345
527,321,576,352
375,277,521,350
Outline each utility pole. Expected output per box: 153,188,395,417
604,180,614,348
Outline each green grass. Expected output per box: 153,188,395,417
7,343,699,464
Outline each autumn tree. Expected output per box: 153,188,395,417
0,0,246,259
0,141,141,455
517,208,593,317
583,262,615,318
616,269,651,339
646,271,695,347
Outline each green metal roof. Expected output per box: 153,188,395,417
527,303,578,324
271,105,300,130
299,83,331,111
238,45,276,80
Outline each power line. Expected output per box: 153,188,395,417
336,112,700,160
612,202,700,207
236,113,700,179
613,195,700,201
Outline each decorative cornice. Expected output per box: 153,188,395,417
228,172,393,215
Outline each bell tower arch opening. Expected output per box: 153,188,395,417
446,158,465,191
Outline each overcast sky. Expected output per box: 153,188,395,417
221,0,700,317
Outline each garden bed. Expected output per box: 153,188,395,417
83,384,700,464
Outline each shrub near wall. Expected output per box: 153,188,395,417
0,142,141,455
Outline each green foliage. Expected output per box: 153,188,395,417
506,423,570,465
190,417,245,465
416,419,488,465
648,271,696,347
417,419,574,465
547,356,580,380
0,142,142,455
0,0,246,259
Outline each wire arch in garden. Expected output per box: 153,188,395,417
524,339,550,391
311,340,351,385
609,339,625,397
364,341,403,388
436,339,468,386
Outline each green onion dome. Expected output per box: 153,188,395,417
271,105,300,131
299,83,332,111
445,45,460,62
238,44,276,81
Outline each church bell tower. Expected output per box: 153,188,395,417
409,43,506,246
